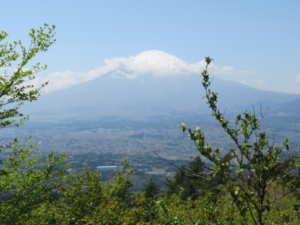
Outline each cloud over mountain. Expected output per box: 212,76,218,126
30,50,256,94
295,74,300,83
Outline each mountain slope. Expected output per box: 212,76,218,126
20,73,300,122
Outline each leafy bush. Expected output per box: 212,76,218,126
0,24,69,224
179,57,300,224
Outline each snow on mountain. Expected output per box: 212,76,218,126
128,50,205,76
33,50,245,94
21,71,300,122
17,50,300,122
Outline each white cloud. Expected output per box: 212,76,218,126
295,74,300,83
13,68,31,72
24,50,256,94
0,66,11,75
253,79,265,86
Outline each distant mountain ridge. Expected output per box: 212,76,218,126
267,98,300,116
20,72,300,122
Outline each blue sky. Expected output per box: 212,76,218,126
2,0,300,94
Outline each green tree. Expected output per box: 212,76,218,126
24,159,141,225
111,167,133,202
143,178,161,200
180,56,300,224
0,24,54,128
165,156,214,201
0,24,68,224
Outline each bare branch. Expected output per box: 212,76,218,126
287,207,300,225
152,151,212,181
223,107,227,118
245,197,258,225
269,188,295,205
267,168,298,187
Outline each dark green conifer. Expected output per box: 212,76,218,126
164,154,234,201
143,178,161,200
116,179,133,201
164,156,208,201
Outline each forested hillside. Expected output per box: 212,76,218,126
1,24,300,225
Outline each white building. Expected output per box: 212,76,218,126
96,166,122,172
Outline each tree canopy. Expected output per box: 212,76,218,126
0,24,68,223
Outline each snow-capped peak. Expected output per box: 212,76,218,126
132,50,187,68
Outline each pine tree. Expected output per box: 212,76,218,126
143,178,161,200
164,154,234,201
164,156,208,201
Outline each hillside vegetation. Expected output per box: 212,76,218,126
1,24,300,225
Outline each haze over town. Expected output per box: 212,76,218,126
1,0,300,193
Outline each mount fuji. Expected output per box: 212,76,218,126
19,50,300,122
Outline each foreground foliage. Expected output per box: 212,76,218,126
2,24,300,224
18,162,300,225
0,24,69,223
179,57,300,224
